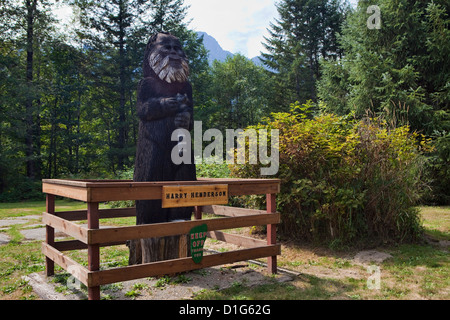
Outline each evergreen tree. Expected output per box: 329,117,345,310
0,0,56,183
262,0,349,108
149,0,189,34
318,0,450,134
0,0,208,200
70,0,149,172
40,39,89,178
318,0,450,204
208,54,271,130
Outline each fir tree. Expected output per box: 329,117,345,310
0,0,56,180
149,0,190,34
318,0,450,134
71,0,149,171
317,0,450,204
262,0,349,108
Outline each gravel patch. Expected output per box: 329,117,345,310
0,233,10,245
353,250,393,265
0,219,29,227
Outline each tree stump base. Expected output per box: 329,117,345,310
128,234,190,266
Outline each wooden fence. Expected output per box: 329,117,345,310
41,178,281,300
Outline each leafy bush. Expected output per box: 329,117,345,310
231,104,429,247
196,156,231,178
107,167,135,208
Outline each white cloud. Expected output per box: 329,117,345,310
185,0,278,58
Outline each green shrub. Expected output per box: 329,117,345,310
231,104,429,247
196,156,231,178
107,167,135,208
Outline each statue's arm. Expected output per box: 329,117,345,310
174,85,194,131
136,79,179,122
137,97,179,122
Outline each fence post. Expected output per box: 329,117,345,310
195,206,203,220
45,194,55,276
266,193,277,274
87,202,100,300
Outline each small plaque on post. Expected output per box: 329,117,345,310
190,224,207,264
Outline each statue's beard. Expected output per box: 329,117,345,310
148,51,189,83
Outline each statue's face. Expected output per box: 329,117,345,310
148,34,189,83
154,34,186,62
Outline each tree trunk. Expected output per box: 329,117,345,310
128,235,190,266
25,0,38,180
117,0,127,170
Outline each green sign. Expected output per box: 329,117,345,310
190,224,207,264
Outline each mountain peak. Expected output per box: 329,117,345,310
196,31,233,64
196,31,267,69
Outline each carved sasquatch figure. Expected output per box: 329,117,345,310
132,33,196,263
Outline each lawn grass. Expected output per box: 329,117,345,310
0,200,448,300
418,206,450,241
0,199,88,219
195,206,450,300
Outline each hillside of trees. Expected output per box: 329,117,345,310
0,0,448,206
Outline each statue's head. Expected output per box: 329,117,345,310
143,32,190,83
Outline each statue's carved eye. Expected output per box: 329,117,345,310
163,44,182,54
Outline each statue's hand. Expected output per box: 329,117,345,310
161,97,180,114
174,111,191,130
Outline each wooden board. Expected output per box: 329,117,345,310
55,207,136,222
207,231,267,248
42,212,89,244
88,213,280,245
42,183,88,202
53,240,126,252
202,205,266,217
42,243,89,286
162,185,228,208
88,245,281,287
42,178,281,202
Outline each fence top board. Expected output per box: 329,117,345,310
42,178,281,202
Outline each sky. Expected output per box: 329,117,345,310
184,0,279,58
185,0,358,58
54,0,359,59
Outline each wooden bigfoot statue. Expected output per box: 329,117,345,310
130,32,196,264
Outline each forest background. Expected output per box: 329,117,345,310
0,0,448,243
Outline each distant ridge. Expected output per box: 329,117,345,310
196,31,265,68
196,31,233,64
